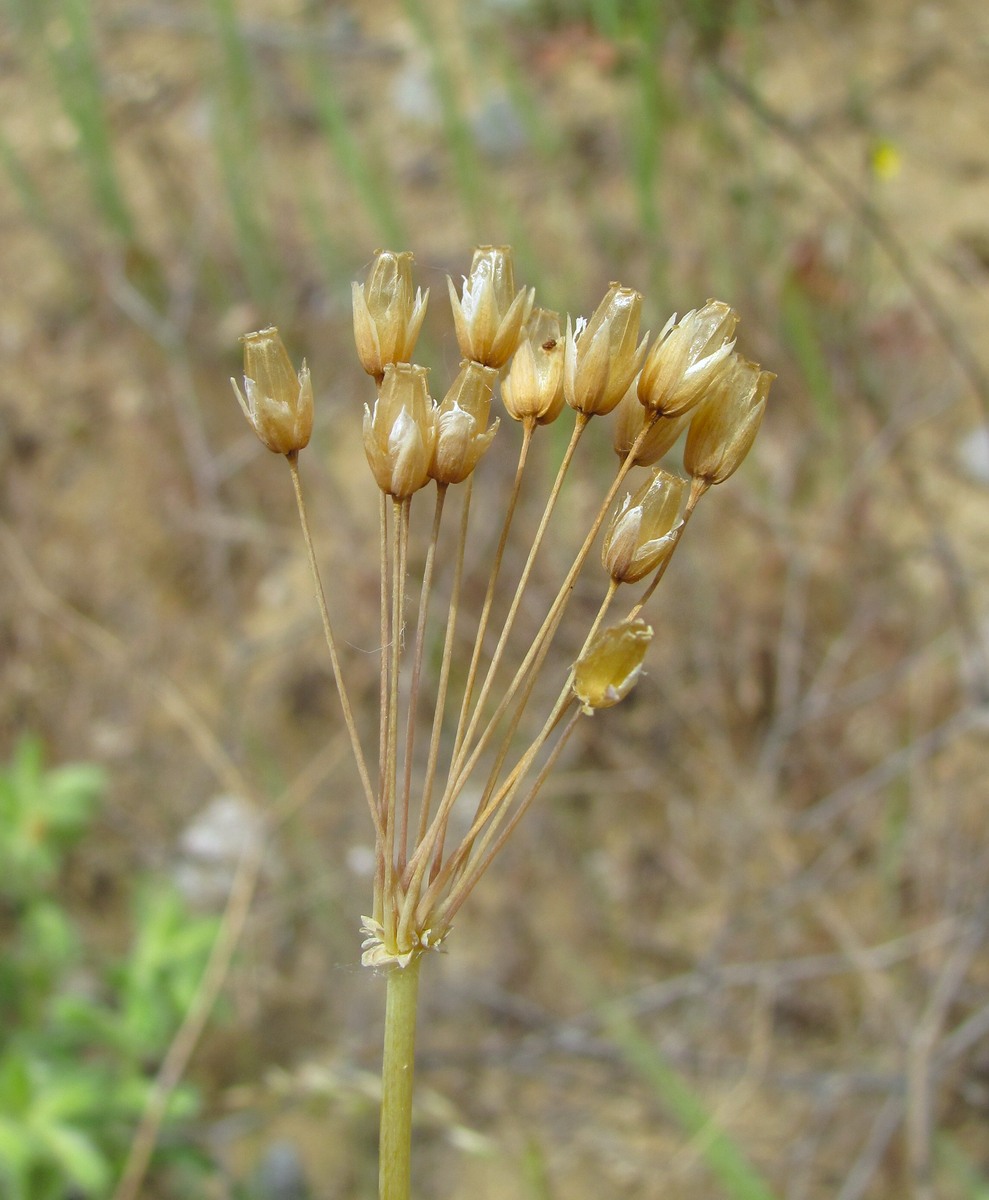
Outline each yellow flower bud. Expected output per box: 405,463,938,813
363,363,438,499
602,469,686,584
500,309,566,425
447,245,534,369
564,283,648,416
352,250,429,382
684,356,774,485
572,619,653,714
612,376,689,465
430,361,500,486
637,300,738,417
231,327,313,455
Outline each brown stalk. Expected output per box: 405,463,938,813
288,453,380,839
397,484,447,871
449,418,536,766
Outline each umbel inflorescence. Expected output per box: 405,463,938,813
232,247,774,971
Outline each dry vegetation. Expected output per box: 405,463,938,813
2,0,989,1197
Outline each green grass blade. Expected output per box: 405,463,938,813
937,1134,989,1199
402,0,486,233
306,50,406,248
0,129,53,230
603,1004,781,1200
627,0,669,242
520,1133,554,1200
49,0,135,242
206,0,279,305
780,279,838,433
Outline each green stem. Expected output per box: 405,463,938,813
379,958,423,1200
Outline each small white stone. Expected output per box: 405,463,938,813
346,844,377,878
173,794,266,908
957,426,989,485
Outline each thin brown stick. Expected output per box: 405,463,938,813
449,420,535,765
383,498,409,948
440,573,621,907
398,485,447,870
413,478,473,855
378,491,390,808
432,413,657,831
451,414,586,774
288,453,379,838
113,819,264,1200
435,708,583,928
442,576,619,900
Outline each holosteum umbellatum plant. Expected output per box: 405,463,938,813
231,247,775,1200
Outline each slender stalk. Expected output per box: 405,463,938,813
444,576,609,893
395,487,472,949
452,414,587,773
398,485,447,869
425,414,655,840
429,598,585,915
384,498,409,948
582,577,621,650
287,453,379,838
378,492,391,793
436,707,582,927
509,414,651,675
415,480,473,847
402,417,648,901
379,957,422,1200
374,491,391,927
450,420,534,764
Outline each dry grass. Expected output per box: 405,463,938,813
2,0,989,1197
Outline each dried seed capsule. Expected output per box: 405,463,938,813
637,300,738,417
363,363,438,499
231,327,313,455
572,619,654,713
430,360,500,485
602,469,687,584
352,250,429,382
501,309,566,425
447,246,534,369
612,376,689,465
684,356,774,485
564,283,648,417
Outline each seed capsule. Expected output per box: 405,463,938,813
572,619,654,713
684,356,774,485
231,327,313,455
363,363,438,499
447,246,534,369
564,283,648,417
430,360,500,485
637,300,738,418
612,376,689,465
352,250,429,383
501,309,566,425
602,469,686,584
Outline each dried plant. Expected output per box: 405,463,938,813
231,246,774,1200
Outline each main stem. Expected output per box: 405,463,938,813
379,958,422,1200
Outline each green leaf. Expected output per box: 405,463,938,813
36,1121,111,1193
0,1114,33,1176
0,1049,33,1114
33,1070,106,1124
0,737,103,900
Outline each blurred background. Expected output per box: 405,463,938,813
2,0,989,1197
